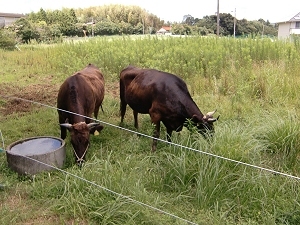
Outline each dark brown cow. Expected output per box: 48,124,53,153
120,65,219,151
57,63,105,165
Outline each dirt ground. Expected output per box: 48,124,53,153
0,82,59,116
0,79,119,116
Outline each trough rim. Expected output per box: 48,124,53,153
6,136,65,157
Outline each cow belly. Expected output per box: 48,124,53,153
127,100,150,114
125,88,152,114
163,119,184,132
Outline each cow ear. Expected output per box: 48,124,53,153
95,124,104,132
89,124,104,135
87,122,99,128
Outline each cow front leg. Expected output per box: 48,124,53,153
166,128,173,142
152,122,160,152
60,127,67,140
150,111,161,152
59,115,68,139
133,110,139,129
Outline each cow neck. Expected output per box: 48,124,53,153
70,107,86,124
69,84,87,123
183,99,204,119
73,114,86,124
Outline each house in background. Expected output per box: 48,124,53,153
277,12,300,39
157,26,172,35
0,12,24,28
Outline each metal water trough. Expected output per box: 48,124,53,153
6,136,66,175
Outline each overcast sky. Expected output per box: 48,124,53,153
0,0,298,23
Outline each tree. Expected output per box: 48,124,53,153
7,3,278,42
119,21,134,34
182,14,195,25
133,22,143,34
93,20,120,35
219,13,234,36
237,19,257,36
36,8,48,23
13,18,40,43
171,23,185,35
57,9,79,36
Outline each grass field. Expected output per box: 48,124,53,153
1,35,300,224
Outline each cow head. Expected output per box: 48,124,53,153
192,110,219,138
60,122,103,166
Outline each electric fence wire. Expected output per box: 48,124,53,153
0,95,199,225
1,94,300,224
2,94,300,181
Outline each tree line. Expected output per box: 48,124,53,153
0,4,278,48
172,13,277,37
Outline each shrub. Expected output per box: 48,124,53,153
0,29,16,50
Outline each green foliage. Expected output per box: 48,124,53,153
6,4,278,43
13,18,40,43
93,21,120,35
255,112,300,171
193,14,277,37
0,29,16,50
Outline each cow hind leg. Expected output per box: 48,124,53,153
94,106,100,120
120,100,127,124
119,79,127,124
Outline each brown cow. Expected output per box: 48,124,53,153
120,65,219,151
57,63,105,165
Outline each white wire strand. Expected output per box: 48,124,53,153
1,94,300,225
2,94,300,181
0,94,198,225
5,153,198,225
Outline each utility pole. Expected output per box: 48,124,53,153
233,8,236,38
92,18,94,37
217,0,220,36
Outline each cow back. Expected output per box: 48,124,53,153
122,67,200,118
57,64,105,124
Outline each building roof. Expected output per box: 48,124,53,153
289,12,300,21
157,28,167,33
0,12,24,18
162,26,171,31
277,12,300,23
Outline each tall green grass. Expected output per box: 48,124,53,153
1,35,300,224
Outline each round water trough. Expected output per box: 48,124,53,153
6,136,66,175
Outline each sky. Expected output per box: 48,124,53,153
0,0,299,23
